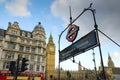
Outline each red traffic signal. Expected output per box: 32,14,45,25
21,58,29,72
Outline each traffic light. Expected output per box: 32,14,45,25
9,61,16,74
21,58,29,72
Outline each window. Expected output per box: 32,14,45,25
36,65,40,71
0,29,4,38
41,66,44,72
33,36,36,39
37,56,41,62
32,41,36,45
38,48,41,53
41,48,43,53
21,39,25,43
26,47,30,52
29,64,34,71
30,56,34,61
31,48,35,53
40,36,42,40
5,53,14,59
27,40,30,44
10,36,17,41
19,46,24,51
11,30,17,35
24,55,29,59
41,57,45,62
38,41,42,46
8,43,15,49
43,49,46,54
3,62,10,69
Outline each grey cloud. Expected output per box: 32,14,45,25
51,0,120,42
94,0,120,41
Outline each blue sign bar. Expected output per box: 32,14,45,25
59,30,99,62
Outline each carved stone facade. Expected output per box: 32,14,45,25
0,21,46,73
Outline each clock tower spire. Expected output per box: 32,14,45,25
46,34,56,80
48,33,54,44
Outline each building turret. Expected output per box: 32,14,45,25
32,22,46,41
108,53,114,67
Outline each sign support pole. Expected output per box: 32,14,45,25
92,7,106,79
95,25,106,80
58,34,61,80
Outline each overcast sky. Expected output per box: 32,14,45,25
51,0,120,70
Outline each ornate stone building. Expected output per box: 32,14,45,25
0,21,46,74
99,53,120,80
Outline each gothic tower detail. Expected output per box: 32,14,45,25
78,61,82,71
108,53,114,67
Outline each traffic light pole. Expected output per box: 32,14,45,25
14,54,21,80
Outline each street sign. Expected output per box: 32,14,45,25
60,30,99,62
66,24,79,42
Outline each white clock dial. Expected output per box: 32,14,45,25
50,47,54,51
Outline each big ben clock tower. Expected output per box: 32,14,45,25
46,34,55,80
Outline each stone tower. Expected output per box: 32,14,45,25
46,34,56,80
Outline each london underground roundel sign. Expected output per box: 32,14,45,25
66,24,79,42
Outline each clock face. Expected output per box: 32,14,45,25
50,47,54,51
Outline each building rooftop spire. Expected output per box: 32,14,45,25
48,33,54,44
